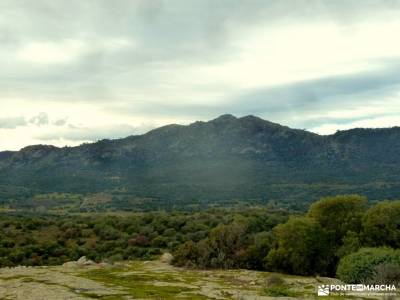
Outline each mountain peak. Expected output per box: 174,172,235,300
211,114,237,122
239,115,262,121
20,144,59,152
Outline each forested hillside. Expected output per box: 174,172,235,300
1,195,399,287
1,115,400,211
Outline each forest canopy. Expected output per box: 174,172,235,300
1,195,399,285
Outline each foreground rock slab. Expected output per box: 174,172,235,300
0,261,391,299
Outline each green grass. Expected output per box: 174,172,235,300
263,285,301,297
77,260,389,300
81,267,208,299
1,275,31,281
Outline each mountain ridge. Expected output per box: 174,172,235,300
0,114,314,154
5,114,399,154
1,114,400,211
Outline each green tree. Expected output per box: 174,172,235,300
245,231,274,270
265,216,331,276
362,200,400,248
336,231,361,258
308,195,367,244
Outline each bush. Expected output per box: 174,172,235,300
108,254,123,262
173,241,199,267
265,274,285,287
336,248,400,283
263,286,295,297
369,263,400,285
173,223,249,269
263,278,299,298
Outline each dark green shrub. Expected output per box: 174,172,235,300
369,263,400,285
108,254,123,262
173,241,199,267
336,248,400,283
245,231,273,270
265,274,285,287
263,285,299,297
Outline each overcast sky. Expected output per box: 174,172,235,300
1,0,400,150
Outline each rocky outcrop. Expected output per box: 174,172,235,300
62,256,96,268
159,252,174,264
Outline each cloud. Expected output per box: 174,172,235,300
224,60,400,128
0,116,27,129
0,113,70,130
29,112,49,126
106,59,400,127
36,123,155,142
52,117,68,126
313,114,400,135
1,0,399,105
1,1,400,149
16,40,87,65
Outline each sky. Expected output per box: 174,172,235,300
1,0,400,151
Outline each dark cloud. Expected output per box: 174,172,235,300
1,0,400,103
105,59,400,129
1,0,400,149
225,61,400,128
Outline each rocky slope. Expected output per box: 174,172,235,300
0,259,370,300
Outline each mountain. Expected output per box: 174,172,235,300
1,114,400,211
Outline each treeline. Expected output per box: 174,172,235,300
173,195,400,284
1,195,399,284
0,208,288,268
